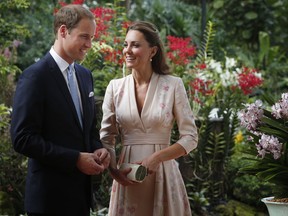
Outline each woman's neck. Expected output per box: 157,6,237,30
132,70,153,85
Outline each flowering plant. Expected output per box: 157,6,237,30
188,57,263,117
238,93,288,200
165,22,265,204
165,30,263,119
166,35,197,66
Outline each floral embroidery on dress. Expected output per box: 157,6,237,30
163,85,169,91
157,77,174,127
127,206,136,214
160,103,166,109
165,112,171,119
175,78,194,120
119,89,124,98
158,79,170,95
116,204,137,216
118,207,124,215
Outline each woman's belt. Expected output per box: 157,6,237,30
122,133,170,145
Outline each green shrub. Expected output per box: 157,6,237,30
0,104,27,215
232,174,273,207
0,191,15,215
227,138,273,208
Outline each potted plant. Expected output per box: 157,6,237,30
238,93,288,216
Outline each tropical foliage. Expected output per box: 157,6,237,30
128,0,201,41
0,1,30,214
171,21,264,214
238,93,288,200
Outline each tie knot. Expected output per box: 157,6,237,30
68,64,72,71
67,65,74,77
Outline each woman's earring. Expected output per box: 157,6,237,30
150,58,152,62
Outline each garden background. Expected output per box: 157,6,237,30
1,0,288,215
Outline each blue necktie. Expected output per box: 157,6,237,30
67,65,83,128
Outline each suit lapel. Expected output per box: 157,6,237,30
45,53,83,130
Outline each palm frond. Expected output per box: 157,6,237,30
194,20,215,65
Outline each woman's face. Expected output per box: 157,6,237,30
123,30,156,70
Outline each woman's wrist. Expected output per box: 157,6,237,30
108,166,117,172
153,151,163,163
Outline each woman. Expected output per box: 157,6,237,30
100,21,198,216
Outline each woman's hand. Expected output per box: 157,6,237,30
140,153,161,175
140,144,186,175
109,167,136,186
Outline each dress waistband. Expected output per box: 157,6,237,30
122,133,170,146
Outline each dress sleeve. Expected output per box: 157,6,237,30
173,77,198,153
100,80,119,168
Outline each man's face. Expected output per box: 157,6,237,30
62,18,96,62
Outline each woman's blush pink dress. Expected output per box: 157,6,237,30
100,72,198,216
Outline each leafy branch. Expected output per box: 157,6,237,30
194,20,215,65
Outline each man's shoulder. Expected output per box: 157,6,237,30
22,53,51,74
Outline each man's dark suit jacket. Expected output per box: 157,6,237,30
10,52,102,215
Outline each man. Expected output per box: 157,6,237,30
10,4,110,216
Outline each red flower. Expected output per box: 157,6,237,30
101,40,125,66
90,7,115,40
58,2,67,7
195,63,207,70
166,35,196,65
189,78,215,104
72,0,84,5
190,78,214,95
122,21,132,30
238,67,263,95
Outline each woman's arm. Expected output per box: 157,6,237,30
141,77,198,174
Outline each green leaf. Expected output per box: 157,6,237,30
258,31,270,64
244,11,258,20
260,117,288,138
213,0,224,9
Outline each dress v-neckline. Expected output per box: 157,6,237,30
129,72,158,127
132,76,149,119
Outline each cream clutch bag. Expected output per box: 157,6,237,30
119,163,147,183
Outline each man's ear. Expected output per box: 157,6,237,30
59,25,67,38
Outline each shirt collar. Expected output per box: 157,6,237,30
49,47,74,72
